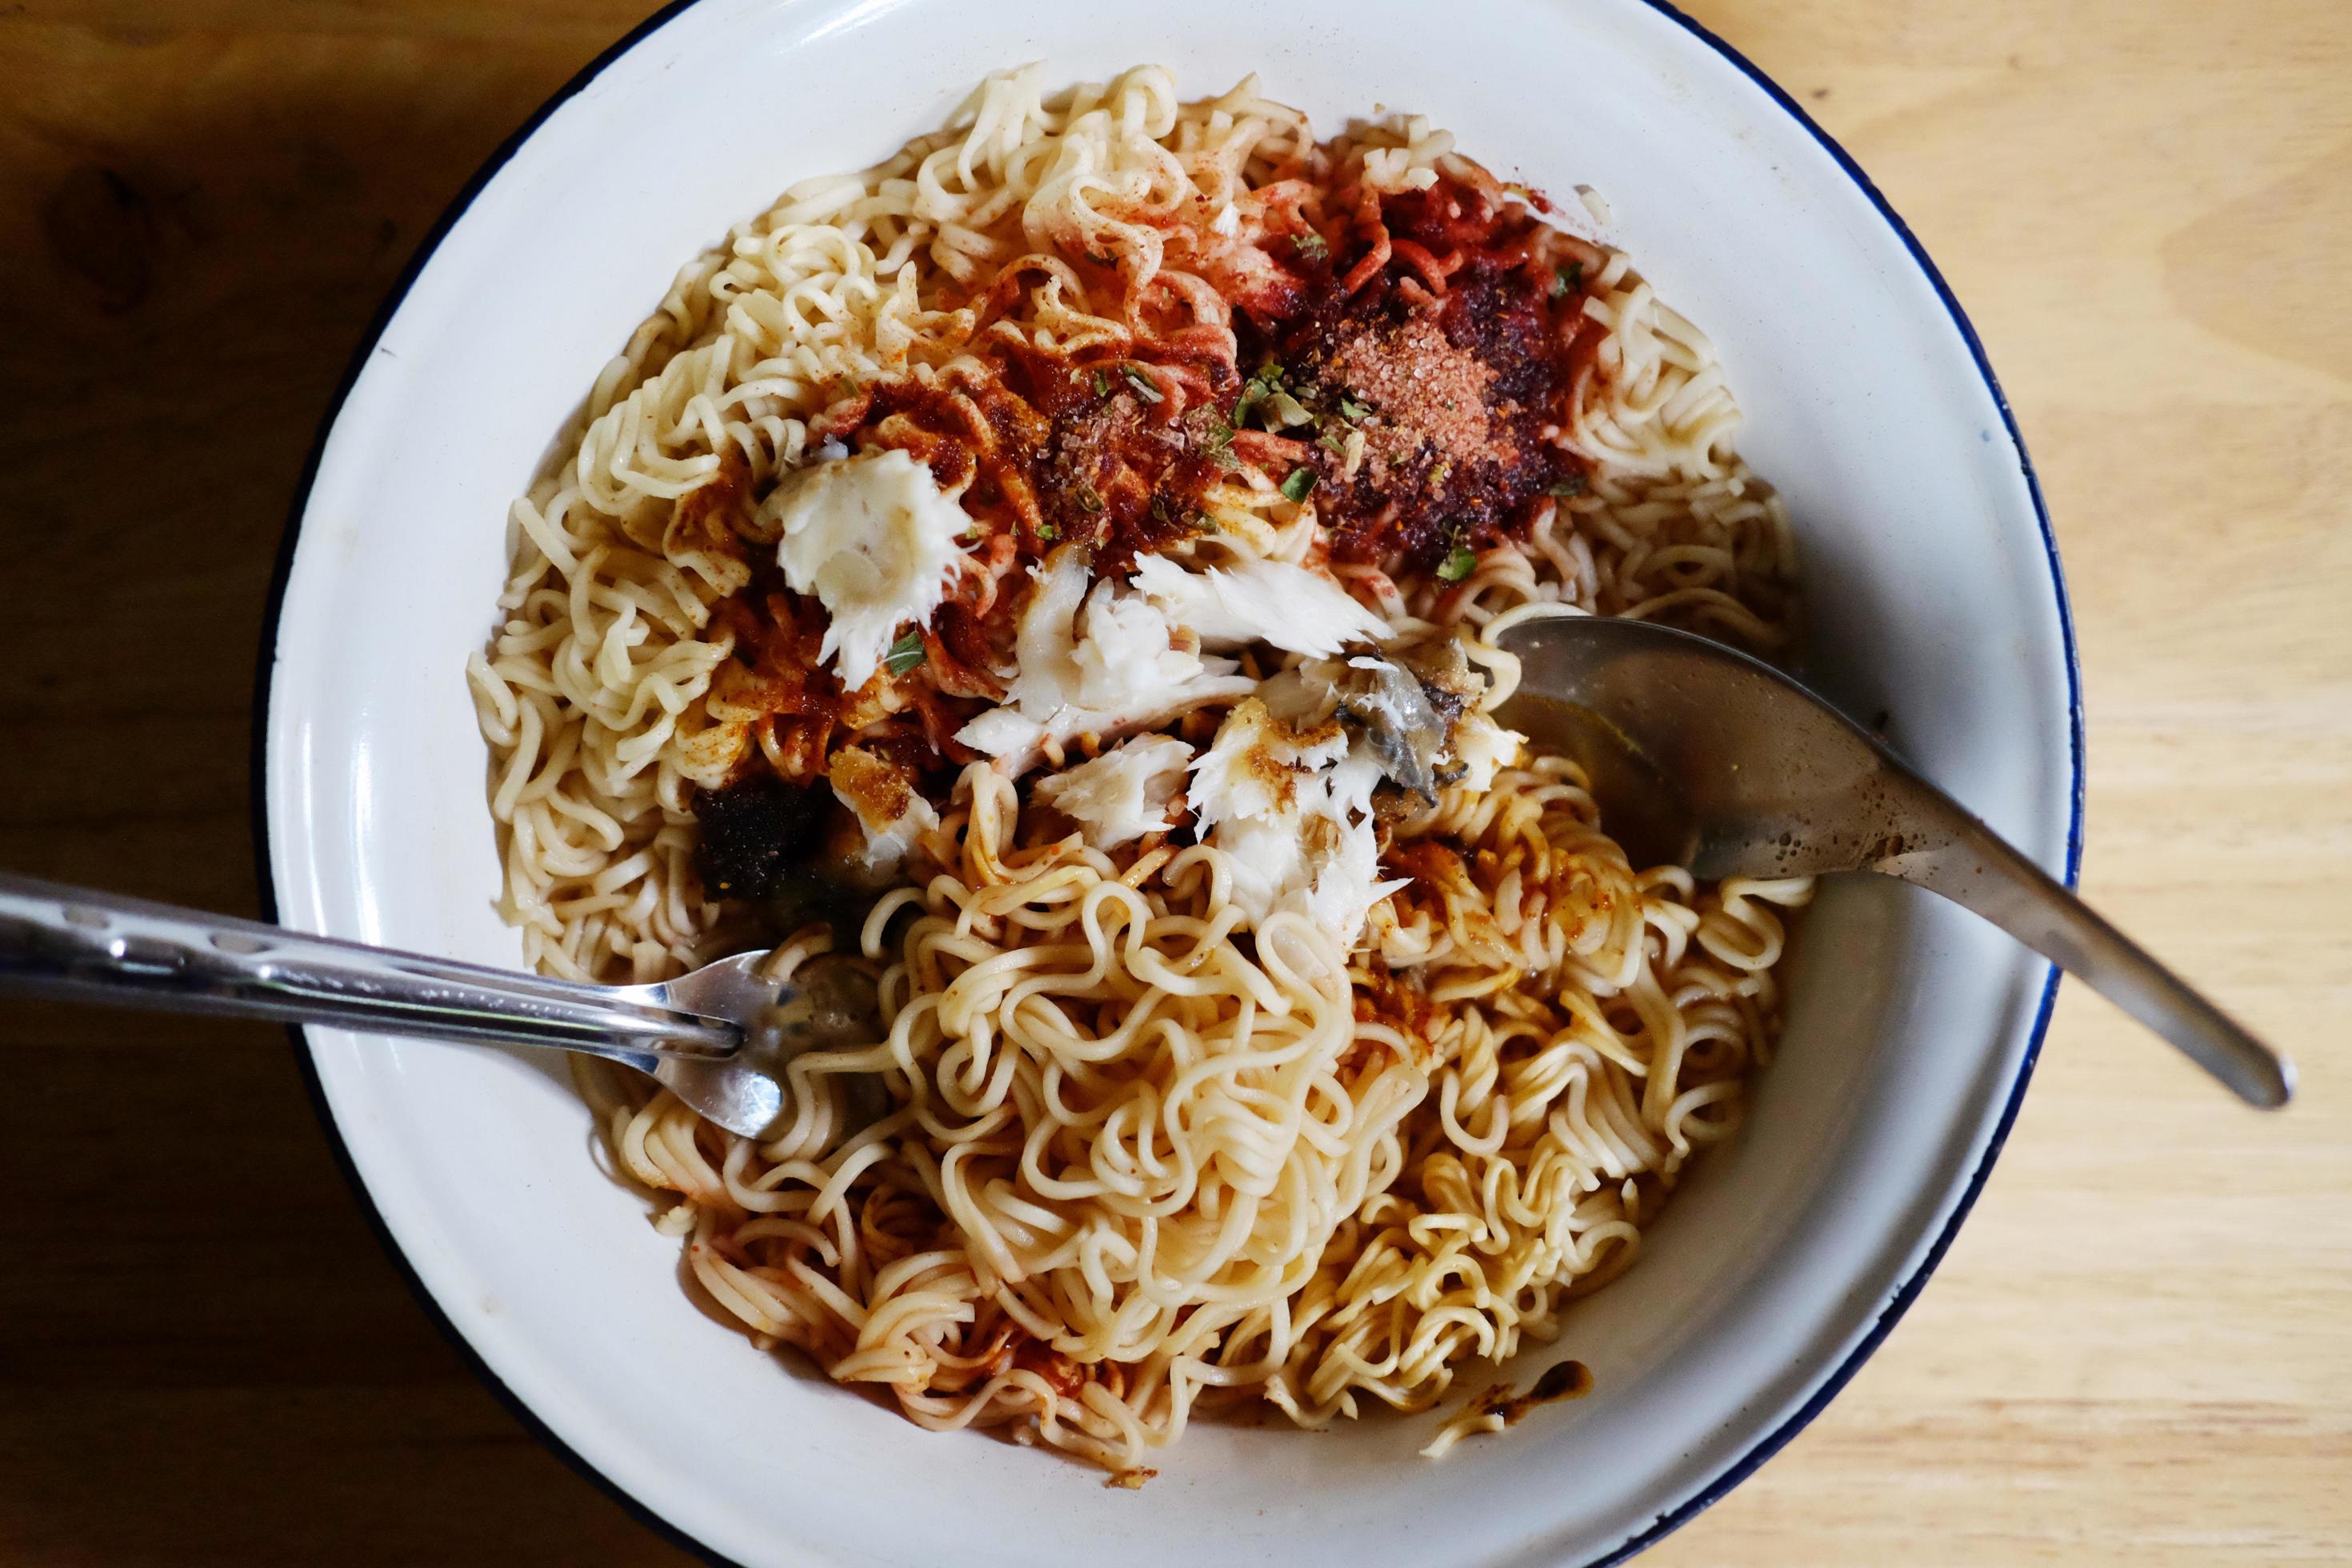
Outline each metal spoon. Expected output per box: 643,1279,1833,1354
1494,614,2294,1108
0,873,878,1136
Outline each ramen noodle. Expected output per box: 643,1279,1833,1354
466,65,1810,1479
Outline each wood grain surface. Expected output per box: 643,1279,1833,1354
1,2,2345,1562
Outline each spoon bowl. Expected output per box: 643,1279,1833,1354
1494,612,2294,1109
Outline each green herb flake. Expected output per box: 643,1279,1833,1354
1074,481,1106,514
1437,546,1478,583
1428,459,1451,489
1279,467,1317,504
1337,394,1372,422
1546,474,1588,498
882,627,926,676
1122,365,1166,404
1551,262,1584,299
1266,390,1314,429
1293,230,1330,261
1231,361,1291,427
1091,368,1112,398
1194,407,1241,470
1038,522,1059,542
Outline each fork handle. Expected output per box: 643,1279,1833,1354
0,872,738,1061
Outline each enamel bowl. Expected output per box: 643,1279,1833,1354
258,0,2079,1562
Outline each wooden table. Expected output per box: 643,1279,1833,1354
1,2,2344,1562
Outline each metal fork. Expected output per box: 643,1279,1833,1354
0,873,875,1136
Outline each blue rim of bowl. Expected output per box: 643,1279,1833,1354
249,2,2086,1562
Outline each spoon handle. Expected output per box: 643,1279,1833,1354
1882,811,2293,1108
0,872,738,1061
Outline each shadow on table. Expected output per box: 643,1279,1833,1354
0,16,695,1565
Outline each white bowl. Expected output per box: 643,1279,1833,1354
258,1,2081,1562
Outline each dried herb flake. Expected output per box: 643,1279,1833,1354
1122,365,1166,405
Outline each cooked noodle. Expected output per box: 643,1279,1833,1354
469,65,1808,1476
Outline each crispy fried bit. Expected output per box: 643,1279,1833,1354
692,777,828,899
